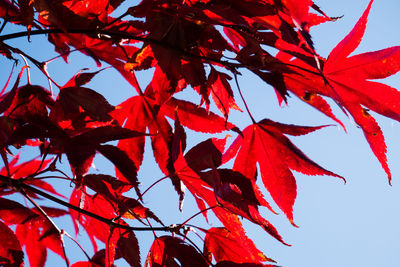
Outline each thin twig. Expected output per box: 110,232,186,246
0,19,8,33
0,29,241,68
140,176,168,198
1,42,63,88
179,205,220,228
33,145,51,176
53,168,72,179
63,231,91,261
33,176,73,181
20,189,70,267
18,53,30,84
234,73,256,124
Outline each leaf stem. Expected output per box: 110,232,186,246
1,42,62,88
179,205,220,228
19,189,70,267
17,53,30,84
140,176,168,198
0,19,7,33
63,231,91,261
234,73,256,124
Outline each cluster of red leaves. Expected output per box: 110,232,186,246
0,0,399,266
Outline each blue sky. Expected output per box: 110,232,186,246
1,0,400,266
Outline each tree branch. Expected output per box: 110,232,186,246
0,28,243,69
0,174,174,232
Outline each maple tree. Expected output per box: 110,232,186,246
0,0,399,266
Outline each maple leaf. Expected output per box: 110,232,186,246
0,0,38,28
83,174,162,224
0,198,68,267
69,189,115,252
1,0,399,266
173,137,245,236
0,198,39,225
224,119,344,225
71,249,121,267
111,89,235,194
203,227,275,264
280,0,400,183
82,174,131,199
207,67,242,119
0,67,27,115
69,190,142,267
145,236,208,267
117,196,163,225
174,137,287,244
0,155,64,198
51,86,114,126
106,224,140,267
0,220,24,267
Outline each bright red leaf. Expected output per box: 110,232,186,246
224,119,344,225
280,0,400,183
204,227,274,264
0,0,399,266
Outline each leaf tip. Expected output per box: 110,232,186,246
290,219,299,228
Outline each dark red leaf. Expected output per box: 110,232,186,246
111,95,153,172
96,144,141,198
70,126,148,146
208,68,242,119
57,86,114,122
145,236,207,267
0,220,24,267
117,197,163,225
0,67,25,114
0,198,38,225
83,174,132,199
116,229,141,267
63,68,105,88
69,190,115,251
184,137,227,173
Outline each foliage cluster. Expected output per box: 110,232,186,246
0,0,399,266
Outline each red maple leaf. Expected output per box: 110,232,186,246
224,119,344,225
0,220,24,266
0,155,63,198
145,236,207,267
203,227,275,264
174,137,287,244
0,197,67,267
280,0,400,183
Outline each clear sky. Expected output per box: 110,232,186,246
1,0,400,266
